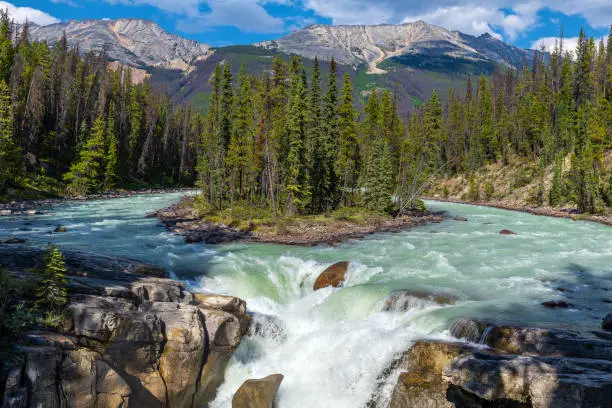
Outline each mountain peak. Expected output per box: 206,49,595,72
256,21,535,73
27,18,212,71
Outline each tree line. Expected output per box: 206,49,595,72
0,11,200,197
406,28,612,213
196,56,405,216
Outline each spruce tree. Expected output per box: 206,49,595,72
64,115,107,196
0,9,14,84
284,70,310,215
105,103,119,189
0,79,18,191
364,136,394,213
336,73,359,205
36,245,67,312
220,63,234,150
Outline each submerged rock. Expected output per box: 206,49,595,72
313,261,349,290
454,216,468,222
54,226,68,233
499,229,516,235
0,238,26,244
382,290,456,312
232,374,284,408
449,318,490,343
604,314,612,331
541,300,574,309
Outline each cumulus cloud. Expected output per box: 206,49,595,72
530,35,608,55
0,1,60,25
105,0,290,33
303,0,611,41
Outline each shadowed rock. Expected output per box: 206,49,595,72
313,261,349,290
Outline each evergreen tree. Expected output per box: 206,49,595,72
284,70,310,215
0,79,18,191
105,103,119,189
36,245,67,312
364,136,394,213
220,63,233,150
0,9,14,84
64,115,107,196
336,73,360,205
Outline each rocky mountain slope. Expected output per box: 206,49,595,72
28,19,212,71
257,21,538,74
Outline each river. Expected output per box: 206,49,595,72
1,192,611,407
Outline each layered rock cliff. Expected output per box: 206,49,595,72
0,247,249,408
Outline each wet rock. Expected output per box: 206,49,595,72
134,265,166,278
541,300,574,309
603,314,612,331
313,261,349,290
443,351,612,408
389,341,475,408
54,226,68,233
383,290,456,312
232,374,284,408
194,293,247,315
602,299,612,304
449,318,490,343
0,209,11,216
0,238,26,244
454,216,468,222
247,313,286,341
499,229,516,235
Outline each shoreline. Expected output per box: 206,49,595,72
155,198,445,246
423,196,612,227
0,188,194,216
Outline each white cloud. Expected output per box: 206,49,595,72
0,1,60,25
530,35,608,55
106,0,290,33
303,0,612,42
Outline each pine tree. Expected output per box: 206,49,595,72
220,63,233,150
364,136,394,213
226,64,255,202
336,73,359,205
36,245,67,312
105,104,119,189
549,156,564,206
64,115,107,196
0,9,14,84
0,79,18,191
284,70,310,215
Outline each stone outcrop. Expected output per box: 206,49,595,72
382,290,456,312
388,318,612,408
0,249,249,408
313,261,349,290
232,374,284,408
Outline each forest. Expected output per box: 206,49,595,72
0,6,611,216
0,11,200,198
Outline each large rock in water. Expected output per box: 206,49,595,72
603,313,612,331
388,319,612,408
313,261,349,290
232,374,284,408
382,290,456,312
1,249,250,408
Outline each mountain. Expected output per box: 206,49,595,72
28,19,212,71
256,21,537,74
25,18,544,112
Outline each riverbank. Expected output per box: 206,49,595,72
423,195,612,227
0,188,194,216
155,197,444,246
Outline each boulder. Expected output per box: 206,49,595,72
604,314,612,331
389,341,475,408
232,374,284,408
541,300,574,309
454,216,468,222
54,226,68,233
449,318,489,343
195,293,247,315
499,229,516,235
383,290,456,312
313,261,349,290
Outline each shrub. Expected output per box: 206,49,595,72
35,245,68,312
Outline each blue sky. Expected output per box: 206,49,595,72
2,0,610,49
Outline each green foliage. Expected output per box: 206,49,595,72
35,245,68,312
468,175,481,201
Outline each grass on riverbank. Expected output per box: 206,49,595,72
190,196,392,233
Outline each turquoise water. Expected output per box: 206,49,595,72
1,193,611,407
